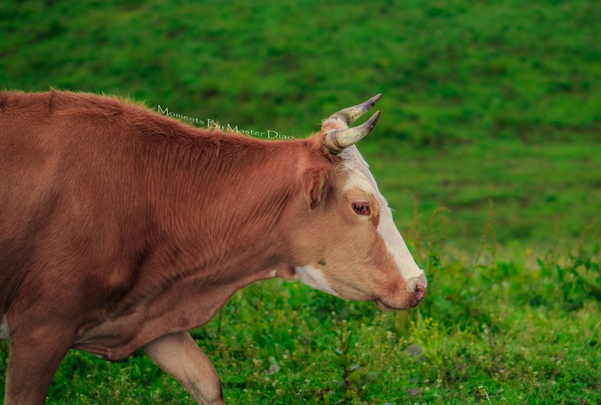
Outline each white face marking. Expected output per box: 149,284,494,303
342,165,378,195
340,146,426,284
294,265,339,297
378,205,426,284
0,315,9,340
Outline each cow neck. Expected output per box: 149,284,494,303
125,131,305,314
75,132,311,359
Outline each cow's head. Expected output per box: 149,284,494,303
283,95,427,311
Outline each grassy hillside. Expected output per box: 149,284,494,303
1,0,600,403
2,0,600,249
1,242,600,404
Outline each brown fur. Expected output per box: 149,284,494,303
0,91,422,404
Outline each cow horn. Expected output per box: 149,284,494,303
328,93,382,125
323,94,382,155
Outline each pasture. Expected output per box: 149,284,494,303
1,0,600,403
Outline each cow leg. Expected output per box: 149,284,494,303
4,322,75,405
144,331,224,405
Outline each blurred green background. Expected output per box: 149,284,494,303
2,0,600,251
1,1,601,404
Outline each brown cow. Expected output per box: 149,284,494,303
0,91,427,404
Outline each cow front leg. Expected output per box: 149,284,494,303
144,331,224,405
4,322,75,405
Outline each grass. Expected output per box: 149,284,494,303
1,232,600,404
1,0,601,403
361,138,601,251
2,0,599,250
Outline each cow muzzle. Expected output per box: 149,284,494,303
375,272,427,311
410,273,428,303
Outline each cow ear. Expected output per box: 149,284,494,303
301,167,329,209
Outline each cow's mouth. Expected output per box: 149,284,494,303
375,299,403,312
375,297,422,312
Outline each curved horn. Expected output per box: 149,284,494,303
328,93,382,124
324,110,381,155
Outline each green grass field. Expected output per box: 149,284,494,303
1,0,600,403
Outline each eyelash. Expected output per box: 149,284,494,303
352,201,371,216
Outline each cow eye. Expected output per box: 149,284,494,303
352,201,371,216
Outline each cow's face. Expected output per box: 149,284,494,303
286,95,427,311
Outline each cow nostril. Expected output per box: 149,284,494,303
414,283,427,302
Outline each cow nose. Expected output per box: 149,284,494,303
408,273,427,303
414,283,426,302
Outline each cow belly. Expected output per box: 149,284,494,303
74,312,204,361
0,315,9,340
73,283,238,361
73,308,148,360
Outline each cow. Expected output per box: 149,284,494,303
0,90,427,404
